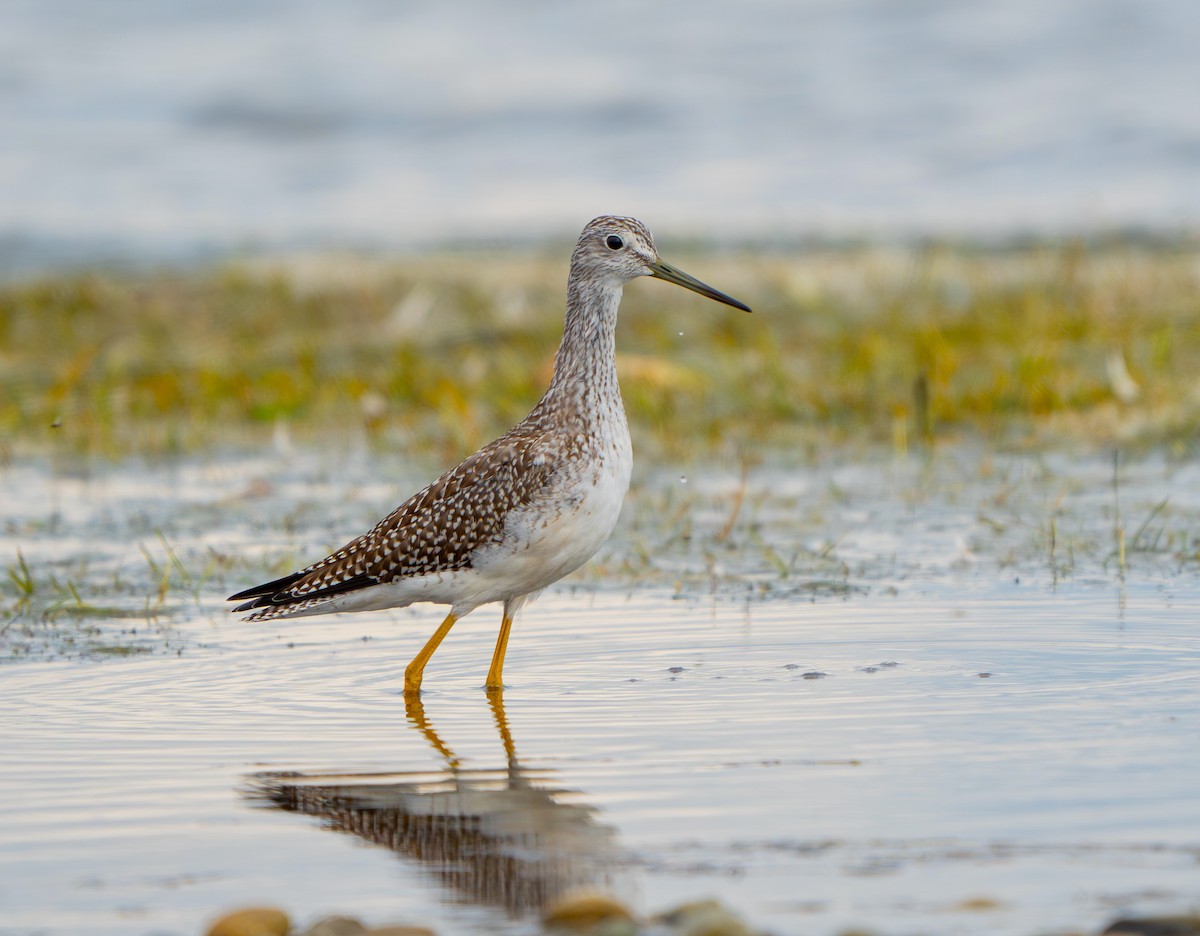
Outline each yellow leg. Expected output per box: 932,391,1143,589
404,611,458,697
485,611,514,691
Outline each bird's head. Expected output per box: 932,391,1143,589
572,215,751,312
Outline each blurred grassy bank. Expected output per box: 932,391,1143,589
2,242,1199,463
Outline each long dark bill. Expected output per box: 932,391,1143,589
648,259,752,313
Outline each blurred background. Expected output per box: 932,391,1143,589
6,6,1200,936
3,0,1199,273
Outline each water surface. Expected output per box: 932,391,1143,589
2,448,1198,935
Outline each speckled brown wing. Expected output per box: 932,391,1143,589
229,431,559,615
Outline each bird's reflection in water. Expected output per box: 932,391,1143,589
249,691,622,917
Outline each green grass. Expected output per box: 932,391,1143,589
0,563,180,660
3,241,1199,461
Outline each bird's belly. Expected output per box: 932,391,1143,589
473,454,630,600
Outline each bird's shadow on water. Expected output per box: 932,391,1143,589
245,691,623,918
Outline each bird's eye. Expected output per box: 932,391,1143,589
605,234,624,250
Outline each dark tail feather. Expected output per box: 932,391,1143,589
228,571,307,604
229,571,379,614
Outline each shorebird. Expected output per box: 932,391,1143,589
228,216,750,695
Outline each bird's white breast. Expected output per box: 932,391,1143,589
472,420,632,602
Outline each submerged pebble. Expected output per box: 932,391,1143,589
364,928,437,936
206,907,291,936
542,889,635,933
652,899,758,936
1103,916,1200,935
300,917,368,936
295,916,435,936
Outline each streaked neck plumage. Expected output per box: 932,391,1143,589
542,266,624,422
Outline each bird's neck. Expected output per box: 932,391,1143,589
544,272,624,416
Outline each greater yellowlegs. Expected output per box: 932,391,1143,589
228,216,750,695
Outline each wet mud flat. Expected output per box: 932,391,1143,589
1,444,1198,935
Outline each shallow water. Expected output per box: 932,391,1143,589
2,447,1199,935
